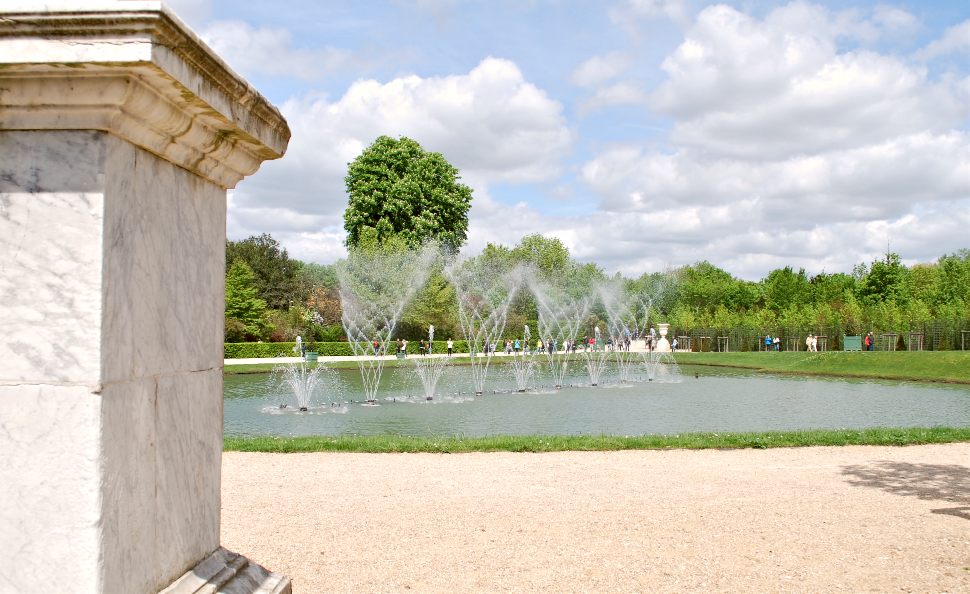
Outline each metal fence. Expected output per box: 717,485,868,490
668,319,968,352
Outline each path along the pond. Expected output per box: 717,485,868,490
222,443,970,593
225,341,672,366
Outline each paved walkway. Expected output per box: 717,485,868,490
225,341,680,366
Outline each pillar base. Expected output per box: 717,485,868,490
160,548,291,594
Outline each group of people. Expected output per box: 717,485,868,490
804,334,819,352
764,333,822,351
390,337,456,357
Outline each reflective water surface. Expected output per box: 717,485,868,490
224,364,970,437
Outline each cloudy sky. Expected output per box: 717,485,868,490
168,0,969,280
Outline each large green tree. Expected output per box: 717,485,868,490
344,135,473,252
226,233,304,310
762,266,810,311
858,252,910,304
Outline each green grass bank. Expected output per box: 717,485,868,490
675,350,970,384
224,427,970,453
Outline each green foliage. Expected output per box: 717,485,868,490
510,234,572,282
858,252,910,305
344,135,472,252
300,262,339,290
809,272,855,305
227,234,305,310
678,261,761,313
763,266,810,311
264,306,315,342
399,267,460,340
224,341,356,358
935,250,970,306
225,260,267,340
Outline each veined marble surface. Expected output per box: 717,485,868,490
0,131,106,385
0,130,226,592
1,4,290,592
101,134,226,383
0,384,103,591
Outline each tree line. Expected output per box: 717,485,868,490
225,232,970,350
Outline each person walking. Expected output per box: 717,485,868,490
447,338,454,357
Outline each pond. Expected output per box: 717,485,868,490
223,363,970,438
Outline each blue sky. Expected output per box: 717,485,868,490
168,0,969,279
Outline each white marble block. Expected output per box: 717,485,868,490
0,4,290,593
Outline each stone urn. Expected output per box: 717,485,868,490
656,323,671,352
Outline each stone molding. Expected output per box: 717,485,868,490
159,547,292,594
0,5,290,188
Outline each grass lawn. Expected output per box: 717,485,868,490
224,427,970,453
675,350,970,384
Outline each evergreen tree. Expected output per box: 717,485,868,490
225,260,267,340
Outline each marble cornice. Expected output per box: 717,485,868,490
0,5,290,188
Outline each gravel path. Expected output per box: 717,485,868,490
222,444,969,593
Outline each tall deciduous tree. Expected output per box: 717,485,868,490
858,252,910,304
762,266,810,311
226,233,304,310
344,135,472,252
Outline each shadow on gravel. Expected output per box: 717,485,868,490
841,461,970,520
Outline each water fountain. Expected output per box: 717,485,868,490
581,325,610,386
509,324,537,392
598,282,645,383
446,258,523,395
644,349,683,382
413,325,449,400
531,279,589,389
273,362,337,411
337,241,439,401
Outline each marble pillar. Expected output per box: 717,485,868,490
0,4,290,593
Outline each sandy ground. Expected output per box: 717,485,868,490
222,444,970,593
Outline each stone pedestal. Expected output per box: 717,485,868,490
655,323,671,352
0,4,290,593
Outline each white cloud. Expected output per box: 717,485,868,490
571,2,970,278
230,57,571,260
584,133,969,219
199,20,353,81
650,4,968,160
579,81,649,113
609,0,690,28
162,0,212,29
918,20,970,61
219,0,966,281
462,193,970,281
871,5,920,36
570,52,633,87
